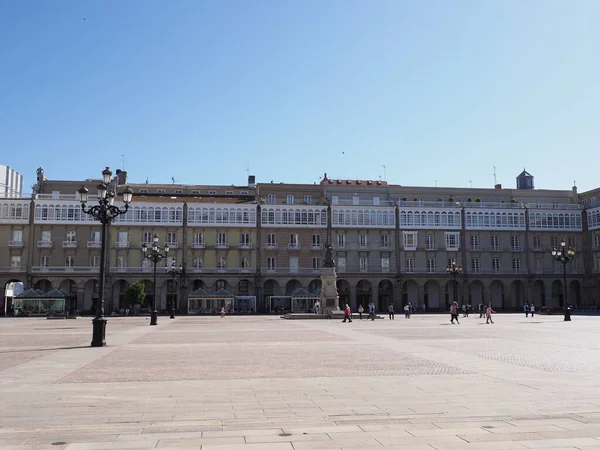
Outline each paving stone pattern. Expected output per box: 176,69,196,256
2,314,600,449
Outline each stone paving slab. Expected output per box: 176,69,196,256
2,315,600,449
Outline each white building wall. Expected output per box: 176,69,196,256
0,165,23,198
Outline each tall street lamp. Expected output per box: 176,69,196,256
551,239,576,322
167,261,184,319
142,234,169,326
78,167,133,347
446,262,463,309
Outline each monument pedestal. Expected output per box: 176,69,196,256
320,267,340,315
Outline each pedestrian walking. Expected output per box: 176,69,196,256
369,301,375,320
358,304,364,320
485,304,495,324
220,306,225,318
342,304,352,323
524,303,529,317
404,304,410,319
388,303,395,320
450,301,460,324
479,302,484,318
530,303,535,317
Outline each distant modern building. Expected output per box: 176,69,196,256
0,165,23,198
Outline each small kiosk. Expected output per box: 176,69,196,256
233,295,256,313
290,288,320,313
188,288,235,314
13,288,75,317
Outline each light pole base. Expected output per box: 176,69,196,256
564,310,571,321
91,318,107,347
170,311,175,319
150,311,158,326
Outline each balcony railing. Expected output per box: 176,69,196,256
379,243,391,249
32,266,100,273
469,246,481,252
335,243,346,249
404,246,417,251
62,241,78,248
311,243,323,250
87,240,102,248
37,241,53,248
489,246,503,252
239,243,252,249
0,266,25,272
166,242,178,249
8,240,24,247
425,245,438,251
265,243,278,249
358,243,370,249
510,246,524,252
116,241,131,248
215,243,229,249
531,247,545,252
287,243,301,250
192,242,205,249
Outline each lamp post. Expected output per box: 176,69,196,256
167,261,184,319
551,239,576,322
142,234,169,325
446,262,463,309
78,167,133,347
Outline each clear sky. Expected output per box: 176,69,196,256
1,0,598,193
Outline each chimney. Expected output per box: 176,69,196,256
494,184,502,190
115,169,128,186
248,175,256,188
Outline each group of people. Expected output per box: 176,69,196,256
450,301,496,324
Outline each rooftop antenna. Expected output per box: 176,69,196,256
171,176,176,184
121,155,125,171
493,166,497,185
382,165,387,181
246,162,250,179
469,180,472,188
435,180,437,188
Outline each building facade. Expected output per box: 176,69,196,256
1,168,599,315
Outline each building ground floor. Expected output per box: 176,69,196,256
1,272,597,315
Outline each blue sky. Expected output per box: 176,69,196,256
1,0,598,192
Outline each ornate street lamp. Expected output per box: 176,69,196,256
446,262,463,309
167,261,184,319
551,239,576,321
142,234,169,325
78,167,133,347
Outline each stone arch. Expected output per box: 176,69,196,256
569,280,581,307
84,279,99,313
356,279,372,310
214,279,229,292
510,280,526,310
424,280,440,310
489,280,504,309
532,280,545,308
401,280,418,307
191,279,205,292
3,279,25,316
337,279,350,310
111,279,130,311
444,280,460,307
285,279,302,295
263,279,281,297
308,279,321,293
552,280,563,308
140,279,154,309
377,279,394,311
33,279,52,293
59,279,77,294
237,279,253,295
470,280,484,307
160,279,172,311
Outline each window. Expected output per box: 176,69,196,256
66,231,76,242
511,236,521,251
289,233,299,249
405,258,414,273
117,256,127,268
11,230,23,244
331,195,339,205
166,232,177,245
425,234,435,250
512,258,521,274
217,256,227,270
337,256,346,272
533,236,542,250
359,234,368,248
41,256,49,267
267,194,276,204
267,233,277,248
490,236,499,251
191,190,200,195
41,231,52,242
241,257,250,270
11,255,21,268
447,257,456,267
536,201,542,208
381,257,390,273
380,234,389,248
217,232,228,247
267,257,276,272
157,189,165,194
193,257,203,269
286,195,294,204
551,236,559,247
535,258,543,272
426,258,436,273
240,232,251,247
337,234,346,248
90,231,100,242
352,196,360,205
470,235,480,251
208,190,217,195
193,232,204,246
141,232,153,244
471,258,480,274
90,256,99,268
65,256,74,268
552,201,560,209
139,189,148,194
595,234,600,248
289,256,299,273
359,257,368,272
373,196,380,206
403,231,418,250
312,234,322,248
174,189,183,195
312,257,321,271
568,236,576,248
225,191,233,196
240,190,248,195
492,258,500,274
445,232,460,251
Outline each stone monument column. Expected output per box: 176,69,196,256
320,242,340,313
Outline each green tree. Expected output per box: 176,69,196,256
123,282,147,307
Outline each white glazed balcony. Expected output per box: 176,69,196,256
62,241,78,248
8,240,24,248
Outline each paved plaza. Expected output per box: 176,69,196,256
2,314,600,450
